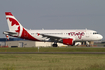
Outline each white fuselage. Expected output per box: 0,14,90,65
27,29,103,42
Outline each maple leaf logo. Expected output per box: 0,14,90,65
7,18,20,34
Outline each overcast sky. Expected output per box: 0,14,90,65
0,0,105,39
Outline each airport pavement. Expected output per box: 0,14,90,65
0,52,105,54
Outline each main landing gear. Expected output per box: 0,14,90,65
52,42,58,47
52,44,58,47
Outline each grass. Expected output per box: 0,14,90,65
0,47,105,70
0,54,105,70
0,47,105,52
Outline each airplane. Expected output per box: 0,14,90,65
3,12,103,47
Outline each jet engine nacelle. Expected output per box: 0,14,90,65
63,38,73,45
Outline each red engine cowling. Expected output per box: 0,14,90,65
63,38,73,45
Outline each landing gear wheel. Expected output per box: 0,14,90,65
52,44,58,47
86,45,90,47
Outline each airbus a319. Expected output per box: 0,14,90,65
3,12,103,47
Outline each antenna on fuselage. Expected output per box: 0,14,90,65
85,28,87,32
42,28,44,30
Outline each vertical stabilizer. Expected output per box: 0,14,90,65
5,12,39,41
5,12,23,37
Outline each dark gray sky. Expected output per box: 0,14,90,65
0,0,105,39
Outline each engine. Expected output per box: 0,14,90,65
63,38,73,45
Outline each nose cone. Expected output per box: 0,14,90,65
98,35,103,40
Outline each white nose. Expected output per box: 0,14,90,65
98,35,103,40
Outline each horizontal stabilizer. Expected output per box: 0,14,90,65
3,31,18,36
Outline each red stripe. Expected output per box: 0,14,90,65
5,12,13,16
21,28,39,41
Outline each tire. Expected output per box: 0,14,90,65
52,44,58,47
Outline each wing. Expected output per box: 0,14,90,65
37,33,69,42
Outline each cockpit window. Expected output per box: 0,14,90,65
93,32,98,34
